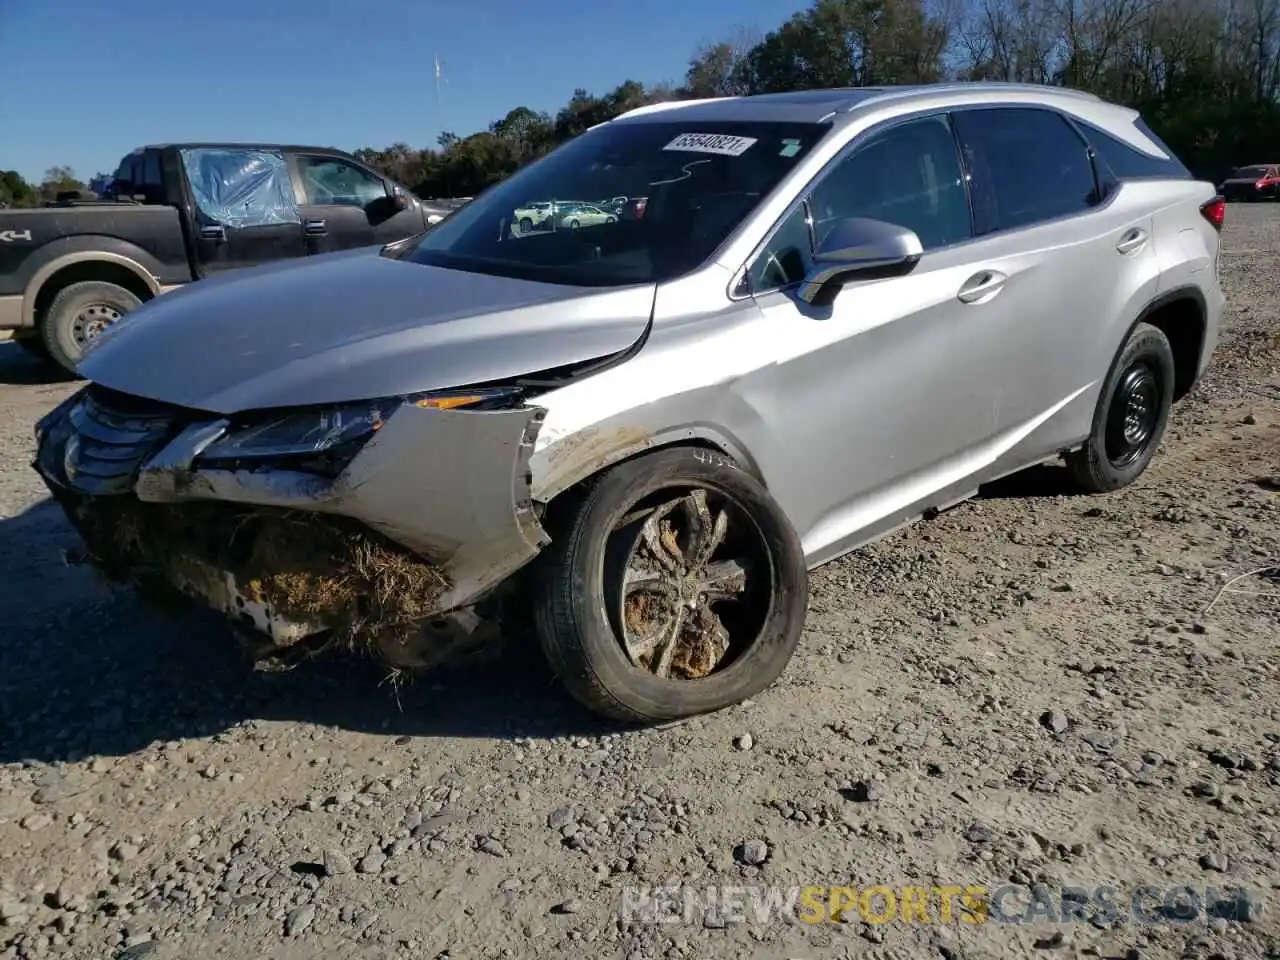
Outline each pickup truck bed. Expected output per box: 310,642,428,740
1,142,434,374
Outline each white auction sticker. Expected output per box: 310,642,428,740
662,133,758,156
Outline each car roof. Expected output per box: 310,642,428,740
136,142,349,155
609,82,1107,127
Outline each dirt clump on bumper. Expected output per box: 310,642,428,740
58,493,452,657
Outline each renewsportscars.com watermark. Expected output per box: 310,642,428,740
619,883,1263,927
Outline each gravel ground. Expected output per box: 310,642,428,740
0,206,1277,960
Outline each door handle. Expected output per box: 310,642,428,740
200,224,226,242
304,219,328,236
956,270,1007,304
1116,228,1148,254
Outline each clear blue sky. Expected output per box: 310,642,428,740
0,0,806,184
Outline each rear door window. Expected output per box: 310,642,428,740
952,107,1100,235
137,150,165,203
179,148,301,228
112,153,143,197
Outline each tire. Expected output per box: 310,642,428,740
534,446,808,724
568,218,580,229
519,217,533,233
606,215,617,224
1065,322,1175,493
41,280,141,374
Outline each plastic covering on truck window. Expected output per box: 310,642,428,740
179,148,301,229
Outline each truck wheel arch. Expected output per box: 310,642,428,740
24,250,162,328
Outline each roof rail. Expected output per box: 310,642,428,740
612,97,727,122
849,81,1102,111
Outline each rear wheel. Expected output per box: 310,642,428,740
1066,322,1175,493
534,446,808,724
41,280,141,375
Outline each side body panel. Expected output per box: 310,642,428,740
532,97,1216,572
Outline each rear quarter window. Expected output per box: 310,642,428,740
1080,120,1192,181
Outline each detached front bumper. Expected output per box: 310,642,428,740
33,387,549,653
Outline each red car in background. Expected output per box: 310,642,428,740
1219,162,1280,201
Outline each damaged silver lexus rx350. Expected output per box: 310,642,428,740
33,83,1225,723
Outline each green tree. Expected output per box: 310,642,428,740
490,106,554,159
742,0,951,92
682,30,761,98
39,165,88,202
0,170,38,208
335,0,1280,198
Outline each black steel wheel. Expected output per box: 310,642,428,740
1066,322,1176,493
1103,361,1162,467
534,446,808,724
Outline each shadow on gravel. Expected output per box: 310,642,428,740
0,340,75,386
0,499,615,766
977,462,1087,501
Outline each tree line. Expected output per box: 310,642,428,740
347,0,1280,196
4,0,1277,208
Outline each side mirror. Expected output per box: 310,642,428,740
798,217,923,306
368,193,410,220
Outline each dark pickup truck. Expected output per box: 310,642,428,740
0,142,441,373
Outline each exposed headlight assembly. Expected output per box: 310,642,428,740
197,387,522,465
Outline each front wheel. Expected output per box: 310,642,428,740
567,218,580,229
1065,322,1175,493
534,446,808,724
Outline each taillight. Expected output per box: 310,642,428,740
635,198,647,218
1199,196,1225,231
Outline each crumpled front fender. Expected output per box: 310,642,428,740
133,402,549,611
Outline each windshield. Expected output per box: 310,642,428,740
402,120,830,286
1232,165,1269,178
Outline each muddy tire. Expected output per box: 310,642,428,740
533,446,808,724
41,280,141,375
1066,321,1175,493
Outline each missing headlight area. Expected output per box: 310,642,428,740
57,493,486,668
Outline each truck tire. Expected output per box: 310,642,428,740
41,281,142,375
534,446,808,724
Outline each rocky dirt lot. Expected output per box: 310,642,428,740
1,206,1278,960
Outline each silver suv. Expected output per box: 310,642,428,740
34,82,1225,724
